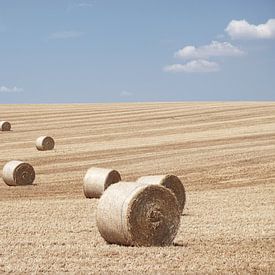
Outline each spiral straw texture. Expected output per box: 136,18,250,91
35,136,55,151
96,181,180,246
0,121,11,131
2,160,35,186
137,175,186,212
83,167,121,198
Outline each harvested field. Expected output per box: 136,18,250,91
0,102,275,273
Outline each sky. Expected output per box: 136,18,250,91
0,0,275,103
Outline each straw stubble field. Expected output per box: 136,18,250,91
0,102,274,273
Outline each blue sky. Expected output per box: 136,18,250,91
0,0,275,103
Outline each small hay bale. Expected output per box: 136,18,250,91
2,160,35,186
0,121,11,131
137,175,186,212
96,181,180,246
35,136,55,151
83,167,121,198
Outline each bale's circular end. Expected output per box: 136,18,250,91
36,136,55,151
137,175,186,212
83,167,121,198
96,182,180,246
128,184,181,246
2,160,35,186
0,121,11,131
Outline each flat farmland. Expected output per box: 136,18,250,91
0,102,274,273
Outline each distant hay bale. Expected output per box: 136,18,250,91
137,175,186,212
0,121,11,131
96,181,180,246
83,167,121,198
2,160,35,186
35,136,55,151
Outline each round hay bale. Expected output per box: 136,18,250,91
83,167,121,198
35,136,55,151
0,121,11,131
137,175,186,212
96,181,180,246
2,160,35,186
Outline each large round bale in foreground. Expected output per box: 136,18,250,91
96,181,181,246
0,121,11,131
2,160,35,186
137,175,186,212
83,167,121,198
35,136,55,151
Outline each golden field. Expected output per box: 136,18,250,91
0,102,274,273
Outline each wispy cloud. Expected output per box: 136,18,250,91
175,41,244,60
226,19,275,39
0,86,24,93
163,60,220,73
66,1,95,12
120,90,133,97
77,2,94,8
48,31,84,40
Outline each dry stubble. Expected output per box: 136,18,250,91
0,102,274,273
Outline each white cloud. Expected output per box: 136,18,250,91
66,1,94,12
175,41,244,60
77,2,94,8
225,19,275,39
163,59,220,73
49,31,84,40
0,86,24,93
120,90,133,97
